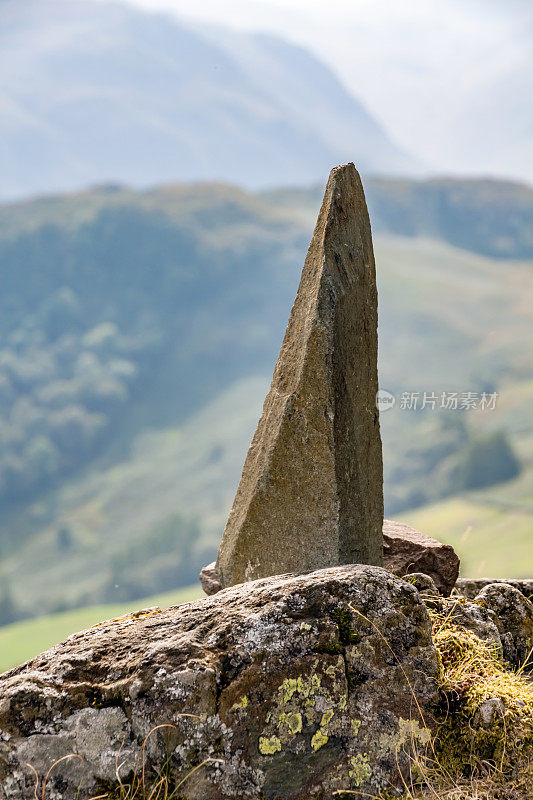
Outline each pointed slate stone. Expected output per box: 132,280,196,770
216,163,383,587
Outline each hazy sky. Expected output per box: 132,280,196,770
101,0,532,178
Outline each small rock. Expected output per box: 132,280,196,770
404,573,439,596
475,583,533,671
200,561,222,595
478,697,505,726
383,520,460,596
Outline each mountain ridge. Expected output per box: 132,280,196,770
0,0,413,201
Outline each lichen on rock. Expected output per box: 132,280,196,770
349,752,372,787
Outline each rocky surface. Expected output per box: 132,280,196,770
426,594,503,647
426,582,533,672
0,565,439,799
383,519,460,596
216,163,383,588
475,583,533,670
455,577,533,600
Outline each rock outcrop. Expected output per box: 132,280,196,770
216,163,383,588
0,565,439,799
426,582,533,672
383,519,460,596
453,580,533,670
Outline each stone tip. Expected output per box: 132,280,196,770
321,162,367,227
330,161,356,173
328,161,360,183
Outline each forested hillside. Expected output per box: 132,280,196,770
0,176,532,623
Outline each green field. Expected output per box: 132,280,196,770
403,497,533,579
0,584,201,674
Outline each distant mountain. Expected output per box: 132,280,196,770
0,0,414,201
0,175,532,620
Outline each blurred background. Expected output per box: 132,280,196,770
0,0,532,670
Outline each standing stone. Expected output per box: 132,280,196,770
216,163,383,588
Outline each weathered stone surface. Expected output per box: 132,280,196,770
0,565,439,799
455,577,533,601
383,519,460,596
216,163,383,588
202,519,459,597
405,572,440,596
200,561,222,595
475,583,533,671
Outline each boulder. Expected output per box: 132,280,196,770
216,163,383,589
383,519,460,596
475,583,533,671
0,565,439,800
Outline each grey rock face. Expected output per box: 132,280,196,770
423,585,533,672
0,565,439,800
475,583,533,671
216,163,383,588
383,519,460,596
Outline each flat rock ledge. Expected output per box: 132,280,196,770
0,566,439,800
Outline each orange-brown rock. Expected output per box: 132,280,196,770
383,519,460,596
216,163,383,587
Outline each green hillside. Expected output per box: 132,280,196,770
403,493,532,579
0,177,532,627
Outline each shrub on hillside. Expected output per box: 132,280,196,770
453,430,521,491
